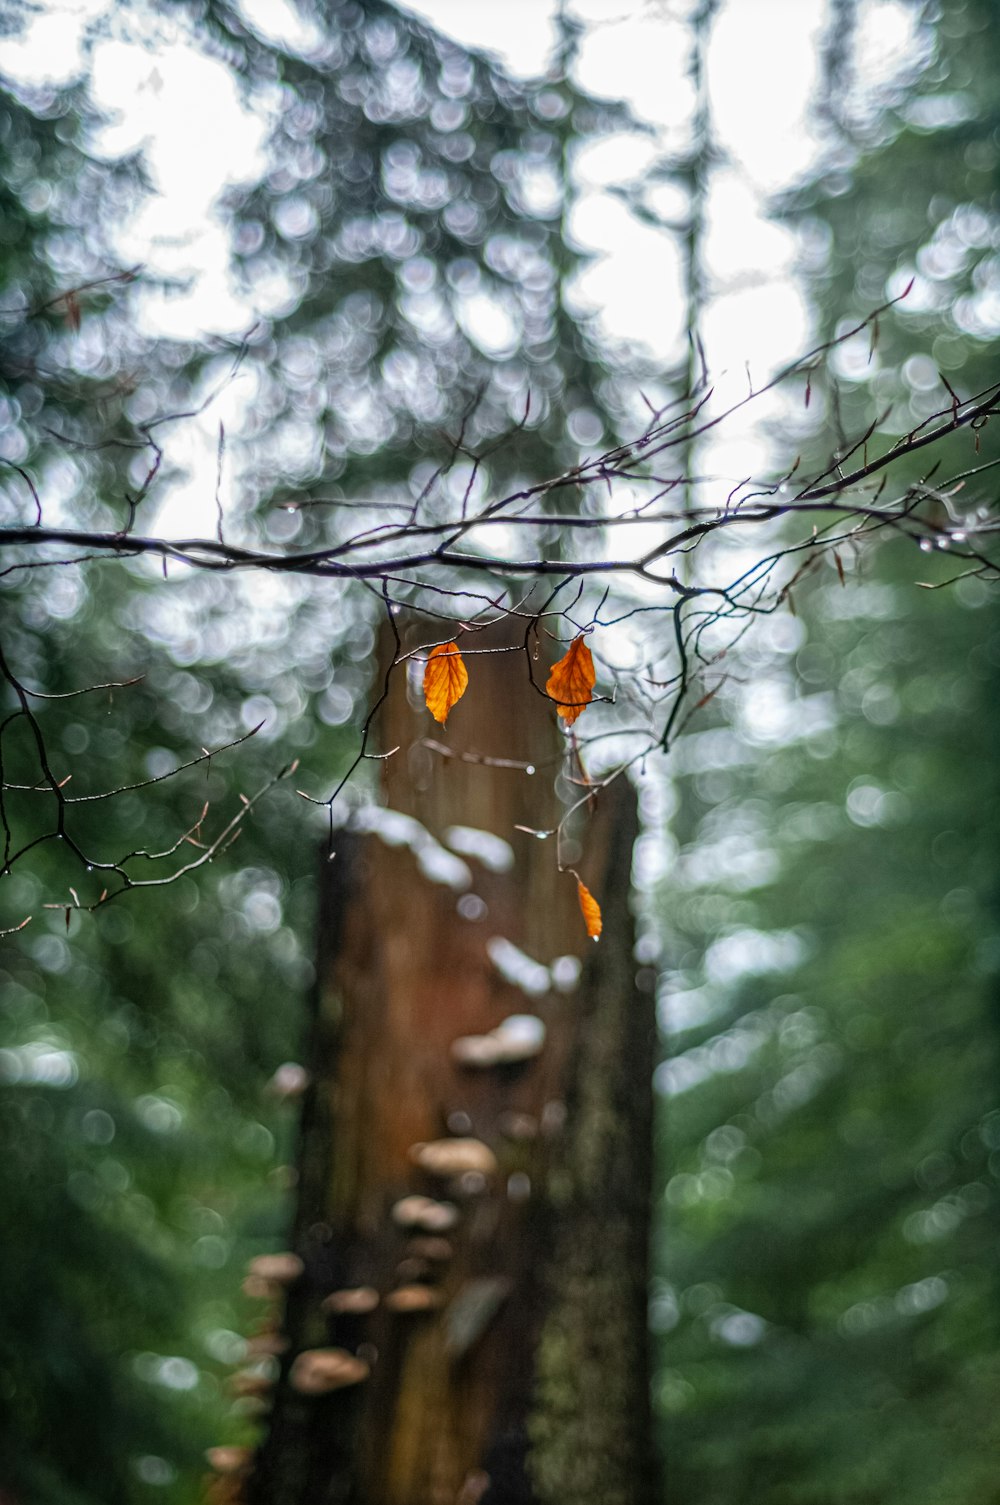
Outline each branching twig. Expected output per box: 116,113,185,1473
4,298,1000,925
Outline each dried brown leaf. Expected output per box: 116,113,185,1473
577,880,602,941
423,641,469,725
546,635,595,725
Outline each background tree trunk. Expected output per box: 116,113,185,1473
247,625,657,1505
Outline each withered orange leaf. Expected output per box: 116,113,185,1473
423,641,469,725
577,879,602,941
546,635,595,725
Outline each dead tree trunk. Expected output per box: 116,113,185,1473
244,626,657,1505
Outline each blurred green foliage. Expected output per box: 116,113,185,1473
0,3,640,1501
656,2,1000,1500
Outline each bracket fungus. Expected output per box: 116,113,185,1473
242,1273,280,1301
409,1137,498,1178
450,1014,546,1069
206,1446,253,1475
322,1286,380,1316
228,1368,274,1399
289,1347,370,1394
391,1194,460,1232
385,1284,443,1314
246,1252,304,1286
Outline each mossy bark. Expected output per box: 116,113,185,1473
528,786,658,1505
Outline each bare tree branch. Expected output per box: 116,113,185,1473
3,296,999,926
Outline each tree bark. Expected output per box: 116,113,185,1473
245,625,657,1505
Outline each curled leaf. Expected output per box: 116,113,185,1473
423,641,469,725
577,880,602,942
546,635,595,725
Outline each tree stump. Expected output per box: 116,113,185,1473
245,623,657,1505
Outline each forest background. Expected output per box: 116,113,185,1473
1,0,999,1502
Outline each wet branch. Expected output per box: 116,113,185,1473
3,296,999,923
